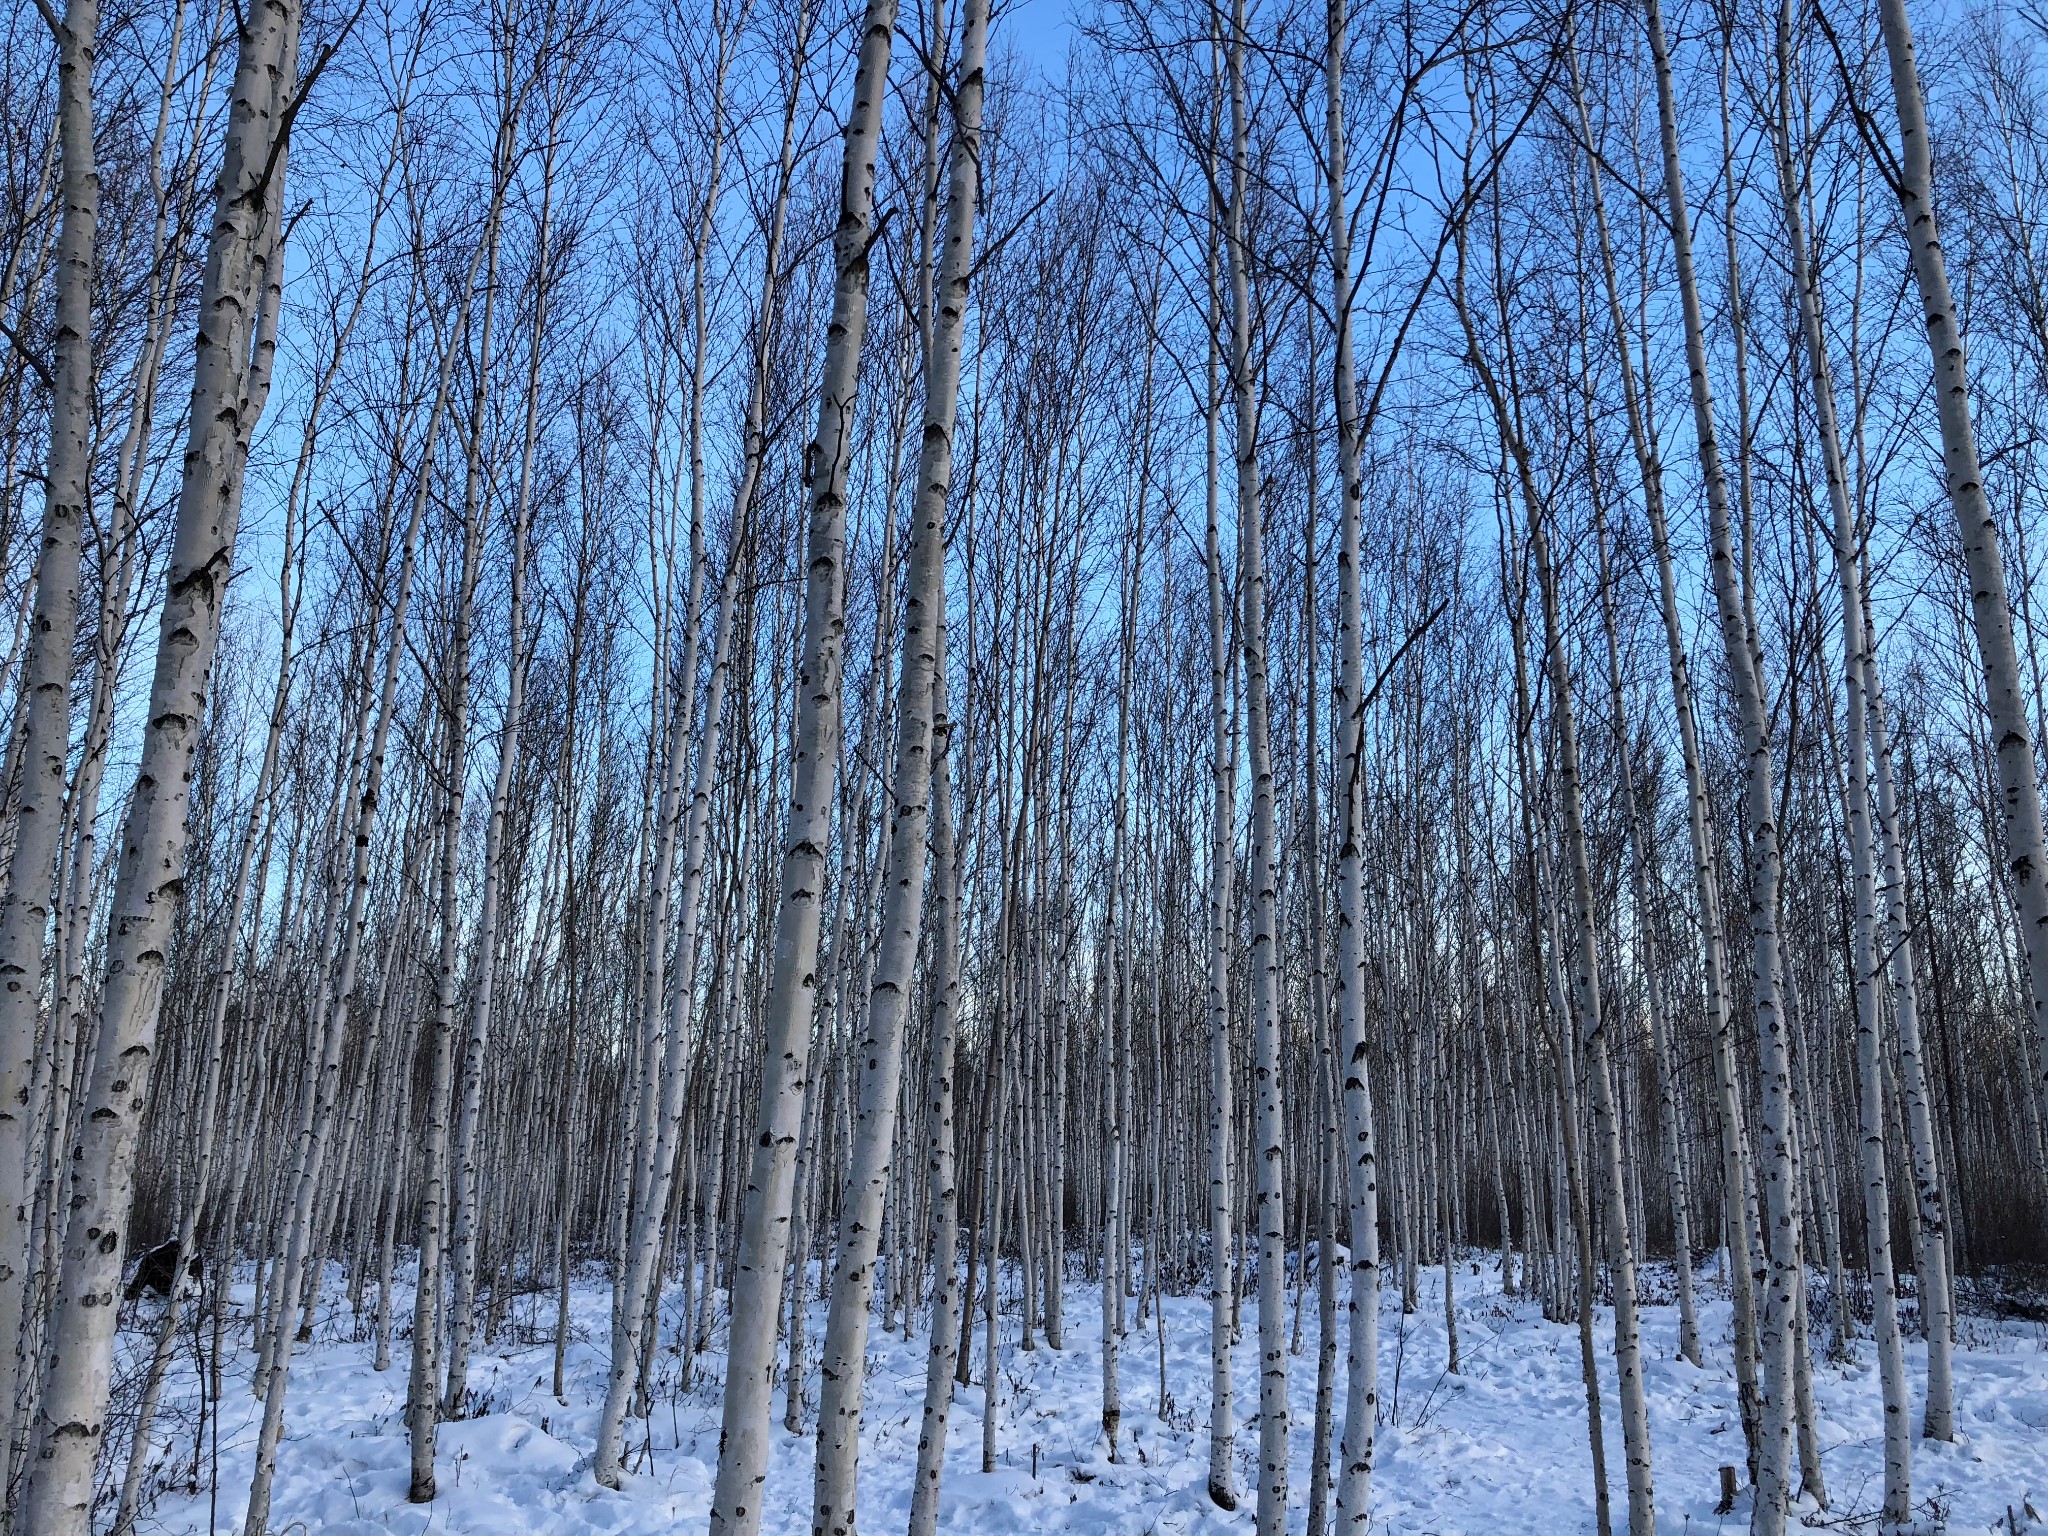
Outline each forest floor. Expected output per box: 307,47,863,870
117,1254,2048,1535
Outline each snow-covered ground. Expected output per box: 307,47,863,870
118,1256,2048,1534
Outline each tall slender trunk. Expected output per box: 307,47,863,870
408,688,466,1501
620,8,740,1311
395,115,529,1505
1500,500,1609,1536
1221,11,1287,1528
19,5,298,1528
239,121,414,1536
981,1047,1009,1475
906,616,965,1536
1201,173,1238,1515
1768,6,1910,1515
595,13,805,1483
0,0,98,1471
442,117,562,1415
1565,33,1761,1459
1326,1,1382,1521
1643,0,1802,1523
706,0,895,1525
33,11,221,1419
809,0,985,1525
1862,633,1954,1438
114,158,375,1513
1591,498,1699,1369
1876,0,2048,1216
1101,322,1148,1462
1454,233,1656,1536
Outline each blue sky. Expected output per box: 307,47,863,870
997,0,1077,70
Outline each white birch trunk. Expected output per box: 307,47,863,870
442,120,561,1415
1643,0,1803,1523
1565,31,1762,1460
0,0,96,1463
1100,314,1151,1464
1453,241,1656,1536
705,1,895,1525
1767,9,1911,1515
809,1,984,1525
18,5,297,1526
906,623,964,1536
1201,206,1238,1515
112,163,380,1513
1874,0,2048,1234
398,164,524,1504
593,16,805,1482
1591,502,1700,1369
1326,2,1382,1521
1862,648,1955,1439
1221,11,1287,1527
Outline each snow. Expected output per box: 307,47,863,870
118,1256,2048,1534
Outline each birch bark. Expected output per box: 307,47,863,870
1863,641,1955,1438
383,141,538,1509
1326,1,1381,1521
1767,9,1910,1514
706,0,896,1524
442,106,563,1415
1220,11,1287,1527
1874,0,2048,1220
810,0,985,1525
0,0,97,1455
1201,199,1238,1514
19,5,298,1527
594,11,805,1484
1590,498,1700,1368
1643,0,1803,1522
1564,35,1761,1454
1454,238,1656,1536
906,620,964,1536
116,130,392,1517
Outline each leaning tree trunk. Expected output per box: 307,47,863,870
243,132,436,1536
592,11,797,1479
1591,498,1700,1369
395,140,519,1508
1529,457,1657,1536
17,5,298,1530
1502,506,1610,1536
705,0,896,1527
809,0,985,1525
1875,0,2048,1221
441,117,561,1415
113,164,385,1520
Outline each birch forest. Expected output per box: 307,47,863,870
4,0,2048,1528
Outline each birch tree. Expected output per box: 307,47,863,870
0,0,97,1465
1642,0,1804,1522
810,6,987,1528
19,2,301,1526
706,0,898,1525
1876,0,2048,1228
